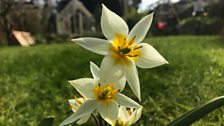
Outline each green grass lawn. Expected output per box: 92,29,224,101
0,36,224,126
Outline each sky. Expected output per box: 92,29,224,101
139,0,180,12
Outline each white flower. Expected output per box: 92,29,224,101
71,4,168,101
117,106,142,126
66,97,91,125
60,62,142,126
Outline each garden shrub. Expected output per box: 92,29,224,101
178,16,224,35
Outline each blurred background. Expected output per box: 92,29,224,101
0,0,224,126
0,0,223,46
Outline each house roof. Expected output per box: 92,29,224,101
56,0,71,12
57,0,93,18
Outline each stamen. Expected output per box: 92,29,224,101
128,36,136,45
121,38,127,47
69,102,79,110
128,109,132,116
72,96,83,107
127,54,138,57
134,45,143,50
76,99,82,105
112,89,120,94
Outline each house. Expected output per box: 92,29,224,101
56,0,95,37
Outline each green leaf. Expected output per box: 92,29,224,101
38,116,55,126
167,96,224,126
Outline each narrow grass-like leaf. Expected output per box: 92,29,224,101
38,116,54,126
167,96,224,126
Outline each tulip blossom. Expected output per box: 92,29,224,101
117,106,142,126
60,62,142,126
71,4,168,101
65,97,91,125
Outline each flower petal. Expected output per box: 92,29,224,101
98,100,118,126
60,100,99,126
136,43,168,68
77,113,91,125
71,37,111,55
68,99,77,109
128,108,142,125
114,76,126,92
118,106,129,122
60,113,77,126
99,56,125,85
115,93,142,108
127,13,154,44
90,62,100,81
124,61,141,101
68,98,85,113
69,78,95,99
101,4,129,40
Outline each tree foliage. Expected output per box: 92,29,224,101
0,0,15,44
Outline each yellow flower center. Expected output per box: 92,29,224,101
93,84,119,103
116,119,127,126
111,33,142,64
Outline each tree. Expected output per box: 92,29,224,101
0,0,15,44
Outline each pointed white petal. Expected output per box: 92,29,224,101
74,100,99,119
71,37,111,55
136,43,168,68
114,76,126,92
99,56,125,85
77,113,91,125
60,113,78,126
68,99,77,112
69,78,95,99
127,13,154,44
98,100,118,126
101,4,129,40
60,100,99,126
124,62,141,101
118,106,129,122
90,62,100,80
128,108,142,125
115,93,142,108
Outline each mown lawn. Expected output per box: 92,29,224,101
0,36,224,126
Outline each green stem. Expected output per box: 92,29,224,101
91,113,100,126
167,96,224,126
98,114,103,126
